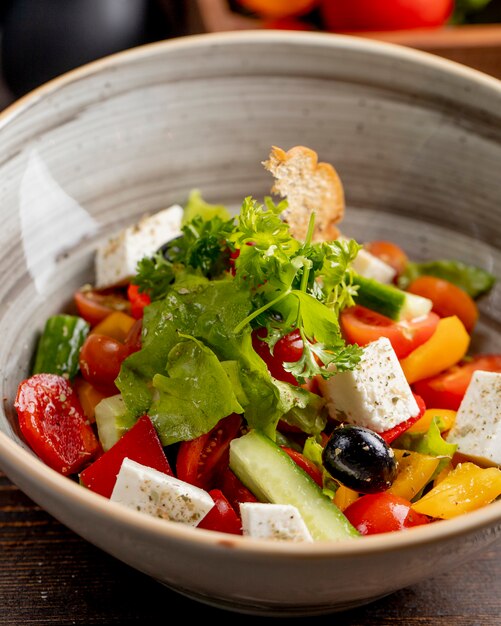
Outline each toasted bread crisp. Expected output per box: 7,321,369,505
263,146,345,242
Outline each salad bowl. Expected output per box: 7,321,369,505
0,30,501,616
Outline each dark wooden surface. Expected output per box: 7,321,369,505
1,470,500,626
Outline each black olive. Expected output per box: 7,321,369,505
158,235,184,262
322,425,398,494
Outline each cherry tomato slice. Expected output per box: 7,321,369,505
340,305,440,359
252,328,303,385
197,489,243,535
281,447,323,487
14,373,100,475
79,333,130,393
127,284,151,320
413,355,501,411
364,240,409,277
74,288,130,326
406,276,479,333
79,414,173,498
343,492,430,535
176,414,242,490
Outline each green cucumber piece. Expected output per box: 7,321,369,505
32,314,90,379
354,275,432,321
95,394,132,451
229,430,359,541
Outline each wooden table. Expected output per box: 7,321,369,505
1,469,500,625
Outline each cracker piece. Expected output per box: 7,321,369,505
262,146,345,242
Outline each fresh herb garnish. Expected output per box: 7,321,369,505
230,197,363,382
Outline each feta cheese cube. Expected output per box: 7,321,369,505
240,502,313,542
318,336,419,433
95,204,183,288
447,371,501,466
110,457,214,525
352,248,397,284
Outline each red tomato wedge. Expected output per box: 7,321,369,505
340,305,440,359
15,374,100,475
79,414,173,498
378,394,426,444
176,414,242,490
252,328,303,385
343,493,430,535
413,355,501,411
197,489,243,535
281,447,323,487
406,276,479,333
74,288,130,326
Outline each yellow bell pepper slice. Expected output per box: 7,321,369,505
90,311,136,342
433,462,454,487
333,485,360,511
411,462,501,519
400,316,470,384
389,449,440,501
406,409,457,435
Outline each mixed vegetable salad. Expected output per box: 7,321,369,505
14,146,501,541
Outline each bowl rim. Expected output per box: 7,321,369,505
2,28,501,130
1,29,501,557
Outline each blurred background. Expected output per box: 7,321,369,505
1,0,501,108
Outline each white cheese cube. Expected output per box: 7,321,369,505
240,502,313,542
352,248,397,284
110,457,214,525
447,371,501,466
95,204,183,288
318,336,419,433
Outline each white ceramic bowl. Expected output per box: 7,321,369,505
0,31,500,617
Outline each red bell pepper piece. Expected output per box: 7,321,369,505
127,284,151,319
79,414,173,497
379,393,426,444
14,373,101,475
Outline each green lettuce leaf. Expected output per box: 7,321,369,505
182,189,231,223
395,416,457,475
149,337,243,445
116,275,288,440
274,381,327,436
398,259,496,298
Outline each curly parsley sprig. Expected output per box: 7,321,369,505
231,200,362,381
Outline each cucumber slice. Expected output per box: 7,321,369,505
32,314,90,379
354,275,432,321
95,394,131,451
229,430,359,541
